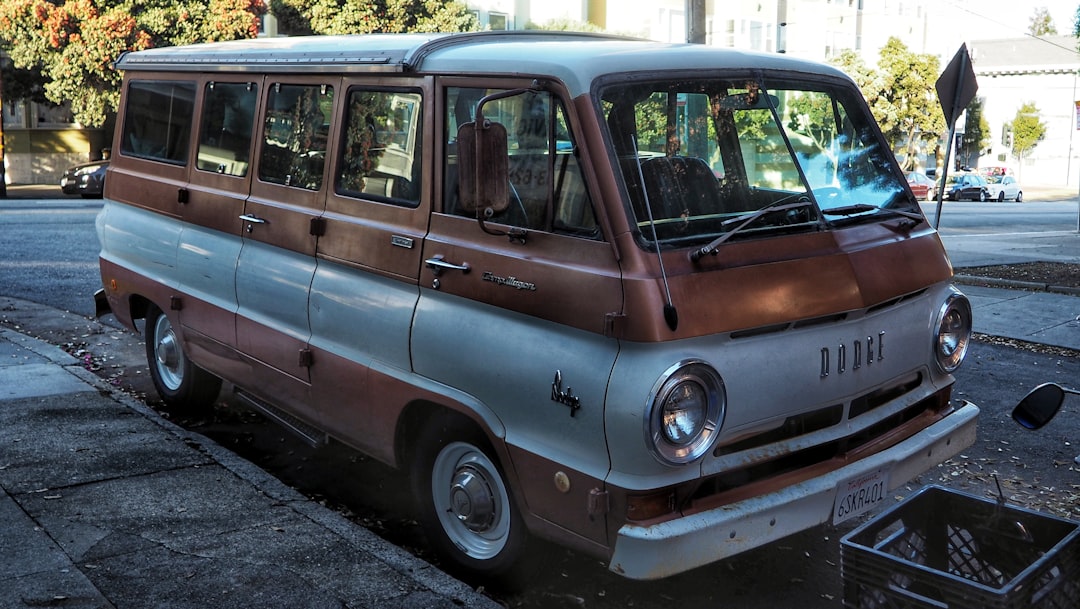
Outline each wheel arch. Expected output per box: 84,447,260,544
395,400,507,471
128,294,154,326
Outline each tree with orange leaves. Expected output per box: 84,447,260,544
0,0,265,127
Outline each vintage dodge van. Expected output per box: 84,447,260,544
96,31,978,582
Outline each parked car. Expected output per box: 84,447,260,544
985,174,1022,202
905,171,934,200
60,160,108,198
978,165,1012,179
942,172,990,201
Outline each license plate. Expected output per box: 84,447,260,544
833,467,890,525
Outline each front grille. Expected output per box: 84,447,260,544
712,374,922,458
689,388,941,508
849,374,922,419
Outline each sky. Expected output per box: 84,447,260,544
941,0,1077,40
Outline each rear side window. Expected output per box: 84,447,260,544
120,80,196,164
197,82,258,177
337,88,423,206
258,83,334,191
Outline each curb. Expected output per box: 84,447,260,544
953,274,1080,297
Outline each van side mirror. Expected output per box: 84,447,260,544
1012,383,1066,430
457,119,509,217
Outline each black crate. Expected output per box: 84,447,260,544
840,485,1080,609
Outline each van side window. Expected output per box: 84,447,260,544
258,83,334,190
445,87,598,238
337,88,422,206
120,80,196,164
197,82,257,177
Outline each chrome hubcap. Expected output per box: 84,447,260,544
450,464,496,532
153,316,183,390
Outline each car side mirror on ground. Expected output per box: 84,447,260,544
1012,382,1078,429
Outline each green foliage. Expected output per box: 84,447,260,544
1028,7,1057,36
1009,102,1046,160
831,38,945,171
0,0,265,127
526,17,605,32
268,0,479,36
959,97,991,166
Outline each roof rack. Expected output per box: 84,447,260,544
402,30,637,72
113,31,642,74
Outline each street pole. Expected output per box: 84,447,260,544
687,0,706,44
0,59,7,199
933,124,957,230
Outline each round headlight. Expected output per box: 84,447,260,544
934,289,972,373
646,361,725,465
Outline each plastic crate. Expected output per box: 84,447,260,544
840,485,1080,609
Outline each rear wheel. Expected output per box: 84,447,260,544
979,190,988,202
997,191,1005,202
145,305,222,410
1015,191,1023,202
410,416,531,588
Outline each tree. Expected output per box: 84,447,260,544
959,97,991,168
834,38,945,172
0,0,265,127
1029,7,1057,36
268,0,478,36
526,17,605,32
1009,102,1046,176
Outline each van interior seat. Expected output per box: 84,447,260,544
637,156,721,221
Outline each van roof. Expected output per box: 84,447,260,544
114,31,850,96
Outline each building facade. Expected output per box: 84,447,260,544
970,36,1080,187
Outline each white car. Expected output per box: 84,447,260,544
985,175,1022,202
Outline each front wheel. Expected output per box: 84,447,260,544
145,305,222,410
979,190,988,202
410,416,531,588
997,191,1005,202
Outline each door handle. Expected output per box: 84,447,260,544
425,255,471,276
239,214,267,233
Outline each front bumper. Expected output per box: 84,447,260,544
608,401,979,580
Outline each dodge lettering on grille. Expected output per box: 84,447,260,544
820,331,885,378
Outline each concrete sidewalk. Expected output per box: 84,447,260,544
0,326,498,609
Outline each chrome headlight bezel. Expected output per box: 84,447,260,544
644,360,726,466
933,289,972,373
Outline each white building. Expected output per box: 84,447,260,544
970,36,1080,187
482,0,935,62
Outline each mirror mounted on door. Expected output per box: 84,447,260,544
457,117,509,217
457,85,543,238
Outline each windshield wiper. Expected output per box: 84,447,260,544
822,204,925,223
690,196,816,262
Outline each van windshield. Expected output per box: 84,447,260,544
601,77,918,247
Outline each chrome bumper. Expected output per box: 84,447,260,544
608,401,979,580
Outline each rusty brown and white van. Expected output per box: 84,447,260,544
96,31,979,582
